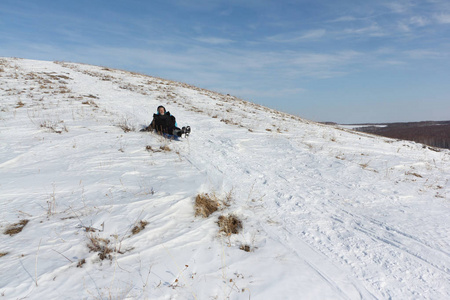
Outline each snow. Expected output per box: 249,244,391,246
1,57,449,299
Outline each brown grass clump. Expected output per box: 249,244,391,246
0,252,9,257
76,258,86,268
406,171,423,178
218,214,242,235
40,120,68,134
116,119,134,133
239,244,251,252
87,234,115,261
131,220,149,235
194,193,219,218
81,100,99,108
4,219,29,236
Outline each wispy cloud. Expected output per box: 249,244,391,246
384,2,415,14
327,16,358,23
434,14,450,24
287,50,363,78
341,24,385,37
409,16,429,27
404,49,444,59
194,37,235,45
266,29,326,43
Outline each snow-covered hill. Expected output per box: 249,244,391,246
1,57,449,299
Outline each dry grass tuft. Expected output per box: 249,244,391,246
81,100,99,108
359,162,369,169
76,258,86,268
40,120,68,134
0,252,9,257
218,214,242,235
131,220,149,235
116,119,134,133
194,193,219,218
145,145,161,153
16,101,25,108
146,145,172,153
87,234,115,261
239,244,251,252
406,171,423,178
4,219,29,236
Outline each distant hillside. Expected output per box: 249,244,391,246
347,121,450,150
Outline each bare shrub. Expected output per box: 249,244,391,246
131,220,149,235
16,101,25,108
218,214,242,235
194,193,219,218
4,219,29,236
0,252,8,257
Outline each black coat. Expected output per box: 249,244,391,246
150,112,177,134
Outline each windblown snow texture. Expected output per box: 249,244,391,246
0,58,449,299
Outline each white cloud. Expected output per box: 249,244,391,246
434,14,450,24
397,22,411,32
384,2,414,14
195,37,235,45
328,16,358,23
381,60,406,65
267,29,326,43
404,49,443,59
341,24,386,37
301,29,326,39
409,16,428,26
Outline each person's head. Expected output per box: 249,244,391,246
157,105,166,115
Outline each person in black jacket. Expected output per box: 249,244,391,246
143,106,190,137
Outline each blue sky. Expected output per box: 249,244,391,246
1,0,449,123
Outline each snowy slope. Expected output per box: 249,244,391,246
0,57,449,300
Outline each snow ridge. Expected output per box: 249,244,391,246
1,57,449,299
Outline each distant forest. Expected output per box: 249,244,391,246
353,121,450,150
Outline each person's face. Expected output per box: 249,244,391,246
158,107,165,114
